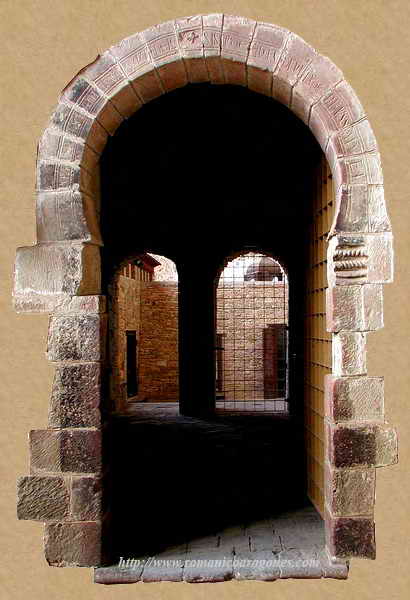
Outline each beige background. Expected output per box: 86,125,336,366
1,1,409,598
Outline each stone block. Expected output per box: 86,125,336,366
175,16,208,83
203,14,224,84
45,521,102,567
47,314,106,362
333,332,366,376
333,184,390,233
325,511,375,559
309,80,365,149
49,363,101,428
327,422,398,468
71,476,102,520
292,53,343,123
81,51,128,99
37,130,85,165
326,284,383,332
328,119,378,159
221,15,256,86
273,33,317,108
142,20,187,92
36,190,102,244
30,429,102,474
324,375,384,422
17,475,69,521
325,463,375,516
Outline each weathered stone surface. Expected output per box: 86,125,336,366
45,521,102,566
325,464,375,516
220,16,256,86
273,33,317,108
333,332,366,376
292,53,343,123
328,120,378,159
325,375,384,422
14,243,101,313
328,423,376,468
79,51,128,99
374,424,398,467
333,185,390,234
37,129,85,165
203,13,224,84
175,16,208,83
30,429,102,474
53,295,106,315
142,21,187,92
309,80,365,150
71,476,102,520
17,475,69,521
47,314,106,362
366,232,394,282
49,363,101,428
326,512,375,559
326,284,383,332
36,190,102,244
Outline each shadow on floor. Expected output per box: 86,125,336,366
105,403,309,561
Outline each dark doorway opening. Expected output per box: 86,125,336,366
99,82,328,579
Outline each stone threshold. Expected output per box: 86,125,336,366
95,507,348,584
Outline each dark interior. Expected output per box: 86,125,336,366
100,83,322,563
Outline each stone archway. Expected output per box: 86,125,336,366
14,14,397,570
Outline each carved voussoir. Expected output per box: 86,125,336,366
221,15,256,86
291,53,343,123
309,80,366,150
202,14,224,84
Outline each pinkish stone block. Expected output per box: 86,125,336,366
325,375,384,423
325,463,375,516
326,284,383,332
272,33,316,108
203,14,224,84
309,80,366,149
45,521,102,566
333,331,367,376
221,15,256,86
292,54,343,123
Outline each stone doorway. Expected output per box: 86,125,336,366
14,14,397,580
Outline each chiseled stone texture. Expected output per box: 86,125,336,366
325,464,375,516
45,521,102,567
49,363,101,428
17,475,69,521
13,243,101,313
328,423,398,468
326,512,375,559
30,429,102,474
71,476,102,521
333,332,366,376
326,284,383,332
325,375,384,422
47,314,107,362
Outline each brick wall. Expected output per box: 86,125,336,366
216,279,288,402
304,156,334,516
139,282,179,401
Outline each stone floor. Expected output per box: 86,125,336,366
95,403,348,583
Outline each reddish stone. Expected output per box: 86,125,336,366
71,476,102,520
45,521,102,566
17,475,69,521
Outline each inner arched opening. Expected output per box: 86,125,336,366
99,82,337,579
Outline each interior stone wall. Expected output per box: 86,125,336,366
139,282,179,401
216,281,288,401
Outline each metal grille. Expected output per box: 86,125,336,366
215,252,289,413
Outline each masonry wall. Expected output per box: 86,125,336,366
216,281,288,401
139,282,179,401
304,156,334,516
108,272,143,411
